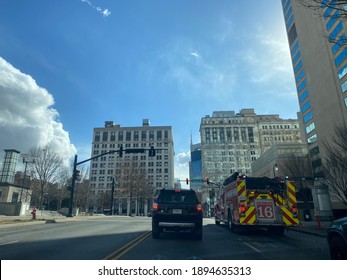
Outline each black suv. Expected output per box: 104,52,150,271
327,216,347,259
151,188,203,240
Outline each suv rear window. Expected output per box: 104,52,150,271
157,190,198,203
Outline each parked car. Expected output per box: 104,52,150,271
327,216,347,259
151,188,203,240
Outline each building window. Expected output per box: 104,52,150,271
94,132,100,142
102,132,108,142
291,39,299,55
345,97,347,106
299,89,309,102
126,131,131,141
306,122,315,134
332,34,346,54
141,131,147,141
307,134,317,144
329,21,343,41
297,79,307,92
296,69,305,83
335,48,347,67
303,111,313,123
338,63,347,79
301,100,311,112
288,24,297,46
310,146,320,156
312,159,322,169
293,50,301,64
341,80,347,92
118,131,123,141
326,10,340,31
294,60,303,74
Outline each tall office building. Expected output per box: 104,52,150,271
90,120,174,213
189,142,202,191
281,0,347,179
200,109,301,185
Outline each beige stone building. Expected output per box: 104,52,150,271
199,109,302,185
90,120,174,214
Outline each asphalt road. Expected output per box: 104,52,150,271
0,216,330,260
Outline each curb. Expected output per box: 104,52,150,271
287,227,327,238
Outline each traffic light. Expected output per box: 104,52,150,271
119,145,123,157
75,169,81,181
186,178,189,185
205,177,210,185
149,146,156,157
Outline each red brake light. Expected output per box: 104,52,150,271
174,189,181,192
196,204,202,212
152,202,159,211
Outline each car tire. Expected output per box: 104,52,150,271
228,211,235,232
152,223,160,239
330,236,347,260
215,220,220,225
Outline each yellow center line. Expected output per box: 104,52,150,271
103,230,152,260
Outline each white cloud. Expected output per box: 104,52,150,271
0,57,76,166
240,31,293,85
175,151,190,180
158,38,236,101
81,0,111,17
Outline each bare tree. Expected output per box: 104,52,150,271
322,122,347,207
297,0,347,17
115,158,150,216
295,0,347,46
29,146,64,210
281,153,314,208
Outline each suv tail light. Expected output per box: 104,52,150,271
152,202,159,212
196,204,202,212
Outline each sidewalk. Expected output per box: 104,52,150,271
0,212,103,227
0,213,332,237
287,220,331,237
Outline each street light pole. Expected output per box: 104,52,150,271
273,163,278,178
20,155,35,202
111,177,116,215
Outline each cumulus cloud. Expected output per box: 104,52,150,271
0,57,76,166
81,0,111,17
175,151,190,180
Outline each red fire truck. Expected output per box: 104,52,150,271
214,173,299,235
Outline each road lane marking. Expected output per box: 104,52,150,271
103,230,151,260
0,241,19,246
243,242,261,253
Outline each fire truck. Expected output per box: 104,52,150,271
214,173,299,235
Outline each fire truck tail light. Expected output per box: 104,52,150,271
292,206,298,217
240,206,246,212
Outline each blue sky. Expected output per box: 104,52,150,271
0,0,298,179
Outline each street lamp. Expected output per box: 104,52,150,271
20,154,36,202
273,163,278,179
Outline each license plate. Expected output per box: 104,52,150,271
172,209,182,214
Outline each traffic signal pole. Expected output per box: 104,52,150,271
66,146,156,217
67,155,78,217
